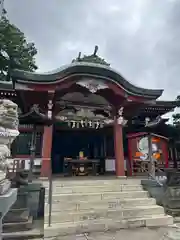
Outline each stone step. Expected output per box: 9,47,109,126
45,184,143,194
3,216,33,233
2,220,43,240
44,215,173,238
45,190,149,202
42,178,143,187
45,198,156,212
3,208,29,223
45,205,165,223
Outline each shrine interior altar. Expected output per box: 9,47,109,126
63,158,100,176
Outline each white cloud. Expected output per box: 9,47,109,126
4,0,180,107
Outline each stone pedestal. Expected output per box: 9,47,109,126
163,169,180,217
0,180,17,240
2,182,45,239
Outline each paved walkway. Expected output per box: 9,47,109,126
43,226,178,240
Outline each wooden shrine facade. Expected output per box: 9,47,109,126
1,47,179,177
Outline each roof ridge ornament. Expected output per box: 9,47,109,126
72,45,110,66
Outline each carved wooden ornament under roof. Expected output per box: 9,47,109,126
76,79,109,93
55,106,114,129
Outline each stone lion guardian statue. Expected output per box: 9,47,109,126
0,99,19,179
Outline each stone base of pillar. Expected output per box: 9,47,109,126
116,176,127,179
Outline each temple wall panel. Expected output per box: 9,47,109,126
11,129,43,157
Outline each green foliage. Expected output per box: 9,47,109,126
172,95,180,128
0,12,37,81
172,113,180,128
176,95,180,101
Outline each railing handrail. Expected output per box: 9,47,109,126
48,171,53,227
156,167,164,173
141,166,163,186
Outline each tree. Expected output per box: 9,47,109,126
0,11,37,81
172,113,180,128
172,95,180,128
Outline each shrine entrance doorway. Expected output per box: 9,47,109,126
51,124,115,176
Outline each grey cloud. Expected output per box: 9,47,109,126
4,0,180,101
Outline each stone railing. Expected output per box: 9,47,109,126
141,168,180,218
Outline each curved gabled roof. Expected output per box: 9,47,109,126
11,62,163,99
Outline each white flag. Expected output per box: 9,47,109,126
0,0,4,19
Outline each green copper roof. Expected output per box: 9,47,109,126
0,81,13,90
11,62,163,99
10,46,165,99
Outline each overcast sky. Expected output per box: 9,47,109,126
4,0,180,104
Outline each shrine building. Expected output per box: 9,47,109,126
1,47,179,177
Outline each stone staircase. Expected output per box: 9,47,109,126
43,178,173,238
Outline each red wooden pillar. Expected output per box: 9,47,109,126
114,118,125,177
162,139,169,168
40,125,53,177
